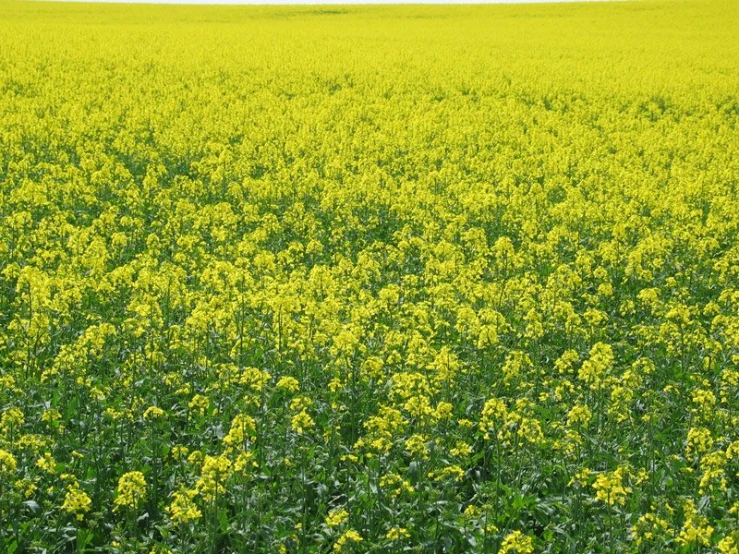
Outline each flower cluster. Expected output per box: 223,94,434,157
0,0,738,552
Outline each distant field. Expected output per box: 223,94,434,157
35,0,620,5
1,0,739,552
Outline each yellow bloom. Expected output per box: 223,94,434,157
187,450,204,466
566,404,592,428
333,530,362,552
630,512,673,547
167,488,202,525
592,466,631,506
404,434,429,459
171,445,190,460
0,449,17,473
234,450,258,473
40,409,62,424
325,508,349,527
188,394,210,415
239,367,271,391
379,473,414,497
196,455,232,502
686,427,714,460
291,410,315,434
223,413,257,448
386,527,410,541
276,376,300,392
1,407,25,432
36,452,56,473
480,397,507,439
429,465,464,482
62,483,92,521
114,471,147,510
677,500,714,547
143,406,166,420
718,535,739,554
14,478,38,499
450,441,473,457
578,342,614,390
499,530,534,554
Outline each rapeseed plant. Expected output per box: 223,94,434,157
0,0,738,551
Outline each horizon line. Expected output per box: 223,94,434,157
32,0,623,5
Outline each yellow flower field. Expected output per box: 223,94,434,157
1,0,738,551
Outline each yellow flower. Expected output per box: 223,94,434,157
333,529,362,552
686,427,714,460
41,409,62,424
0,449,17,473
386,527,410,541
196,455,232,502
114,471,147,510
143,406,166,420
630,512,673,546
450,441,472,457
14,478,38,498
480,397,507,438
188,394,210,415
187,450,205,466
429,465,464,482
677,500,714,547
433,401,454,421
148,547,173,554
289,396,313,411
578,342,614,390
223,414,257,448
239,367,271,391
276,376,300,393
499,530,534,554
62,483,92,521
1,407,25,432
325,508,349,527
404,434,429,460
166,488,202,525
718,535,739,554
379,473,414,497
291,410,315,434
234,450,258,473
592,466,631,506
566,404,592,428
171,445,190,460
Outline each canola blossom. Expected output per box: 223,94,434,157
1,0,739,552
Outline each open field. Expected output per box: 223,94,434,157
1,0,739,552
33,0,622,5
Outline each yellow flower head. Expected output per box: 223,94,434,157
167,488,202,526
188,394,210,415
114,471,147,510
62,483,92,521
223,414,257,448
0,449,18,473
291,410,315,434
499,530,534,554
276,376,300,393
333,530,363,552
325,508,349,527
386,527,410,541
143,406,166,420
592,466,631,507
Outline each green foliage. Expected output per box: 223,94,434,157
1,0,738,552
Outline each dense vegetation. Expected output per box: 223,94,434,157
1,0,739,551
